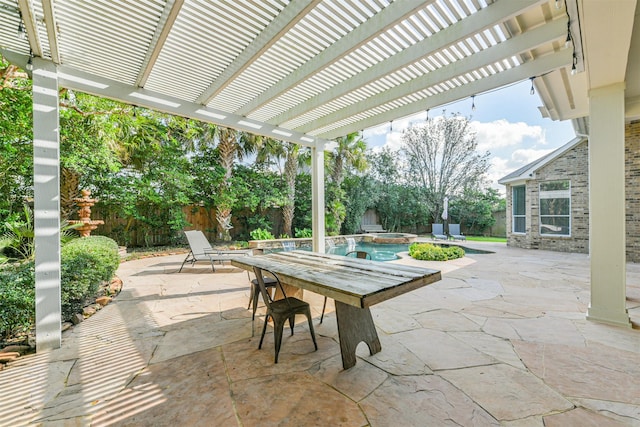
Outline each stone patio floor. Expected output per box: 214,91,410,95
1,241,639,426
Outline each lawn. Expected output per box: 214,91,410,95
466,236,507,243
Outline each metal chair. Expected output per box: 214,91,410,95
248,272,277,321
320,250,371,324
253,266,318,363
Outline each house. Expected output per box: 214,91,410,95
499,119,640,262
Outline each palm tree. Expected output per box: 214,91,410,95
255,138,301,238
326,132,368,234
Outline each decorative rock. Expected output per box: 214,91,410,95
83,306,96,316
0,345,30,355
0,352,20,363
71,313,84,325
96,296,112,306
61,322,74,332
110,277,123,293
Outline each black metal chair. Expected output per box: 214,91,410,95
253,266,318,363
320,250,371,324
248,273,277,321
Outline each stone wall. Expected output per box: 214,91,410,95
625,120,640,262
505,120,640,261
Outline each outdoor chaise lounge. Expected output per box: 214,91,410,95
431,223,448,240
448,224,466,241
361,224,387,233
179,230,250,272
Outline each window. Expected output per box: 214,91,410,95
539,180,570,236
512,185,526,233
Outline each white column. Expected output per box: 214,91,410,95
311,142,325,253
33,58,63,350
587,82,631,327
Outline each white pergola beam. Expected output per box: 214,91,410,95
135,0,184,88
196,0,321,105
307,19,568,137
233,0,433,117
41,0,60,64
271,0,544,127
17,0,42,58
53,63,329,149
320,48,572,140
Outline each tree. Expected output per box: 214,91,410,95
326,132,368,234
401,115,490,222
254,138,303,238
449,187,503,235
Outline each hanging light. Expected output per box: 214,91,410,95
17,10,26,40
390,120,393,132
471,95,476,112
555,0,562,9
571,53,578,75
565,22,572,48
25,51,33,71
425,108,430,121
529,77,535,95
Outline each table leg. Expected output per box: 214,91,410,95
335,301,382,369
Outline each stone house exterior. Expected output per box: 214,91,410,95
499,120,640,262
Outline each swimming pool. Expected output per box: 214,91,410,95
265,242,492,262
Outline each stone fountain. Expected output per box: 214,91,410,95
69,189,104,237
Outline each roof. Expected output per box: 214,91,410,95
0,0,574,147
498,134,586,185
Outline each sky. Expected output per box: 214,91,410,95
361,80,576,193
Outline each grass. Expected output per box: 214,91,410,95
465,236,506,243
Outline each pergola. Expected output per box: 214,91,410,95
0,0,636,351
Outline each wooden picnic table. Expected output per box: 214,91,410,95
231,250,441,369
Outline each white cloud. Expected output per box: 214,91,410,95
472,119,546,152
510,148,555,165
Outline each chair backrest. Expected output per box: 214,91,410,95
449,224,461,235
282,241,296,251
345,250,371,260
184,230,213,256
253,266,289,309
432,223,444,235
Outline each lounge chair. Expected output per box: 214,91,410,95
448,224,466,241
179,230,250,272
431,223,448,240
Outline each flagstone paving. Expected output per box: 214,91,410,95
1,242,639,426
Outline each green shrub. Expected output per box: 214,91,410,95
409,243,465,261
0,261,35,339
0,236,120,338
250,228,275,240
295,228,313,238
61,236,120,320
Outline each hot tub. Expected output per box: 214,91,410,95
363,233,417,244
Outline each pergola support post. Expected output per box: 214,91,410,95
33,58,63,350
587,82,631,327
311,142,325,253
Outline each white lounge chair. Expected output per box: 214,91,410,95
448,224,466,241
431,224,448,240
179,230,249,272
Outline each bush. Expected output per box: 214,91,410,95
61,236,120,320
249,228,275,240
409,243,465,261
295,228,312,238
0,261,35,339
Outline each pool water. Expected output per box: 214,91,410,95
266,242,491,262
328,242,408,261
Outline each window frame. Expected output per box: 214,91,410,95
538,180,571,237
512,185,526,234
